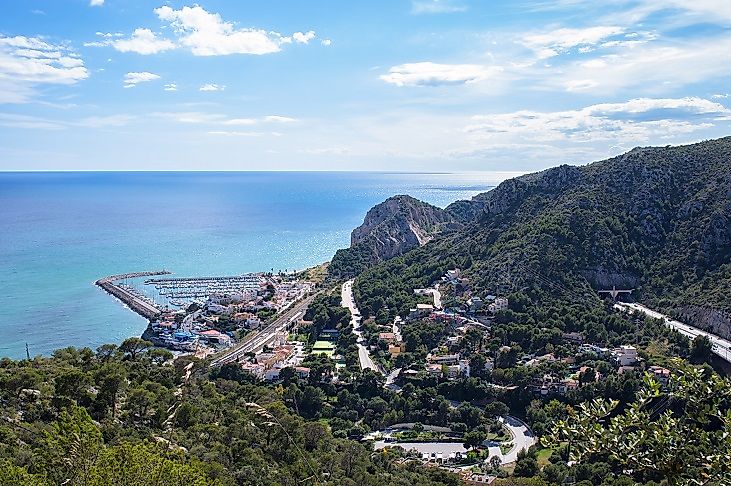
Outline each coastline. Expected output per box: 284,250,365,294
92,263,330,357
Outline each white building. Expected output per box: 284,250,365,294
613,345,638,366
409,303,434,319
488,297,509,313
445,269,461,282
459,359,471,377
265,363,285,381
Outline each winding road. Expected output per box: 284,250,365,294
342,280,381,373
370,415,535,465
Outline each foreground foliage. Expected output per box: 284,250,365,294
0,346,463,485
544,361,731,485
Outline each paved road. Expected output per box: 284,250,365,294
385,367,402,392
342,280,381,373
211,293,317,367
370,415,535,465
499,416,537,464
615,302,731,363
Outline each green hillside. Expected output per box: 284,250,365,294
350,138,731,333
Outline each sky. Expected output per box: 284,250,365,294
1,0,730,171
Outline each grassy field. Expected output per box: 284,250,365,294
312,340,335,357
536,447,555,467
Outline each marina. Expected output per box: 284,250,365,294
96,268,316,357
146,274,263,301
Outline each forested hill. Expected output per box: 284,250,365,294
335,137,731,336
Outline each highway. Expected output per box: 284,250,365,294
211,293,317,367
342,280,382,373
615,302,731,363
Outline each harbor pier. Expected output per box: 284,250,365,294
96,271,171,320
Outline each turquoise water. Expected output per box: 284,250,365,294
0,172,497,359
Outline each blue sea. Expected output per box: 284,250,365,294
0,172,500,359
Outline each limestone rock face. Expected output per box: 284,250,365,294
677,306,731,340
350,195,458,261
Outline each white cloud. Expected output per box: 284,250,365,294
554,36,731,93
610,0,731,26
199,83,225,92
523,26,624,58
302,146,352,156
380,62,502,87
90,0,104,6
155,111,227,123
164,83,177,91
112,28,175,55
321,39,332,46
465,97,729,143
712,93,729,99
223,118,256,125
78,114,136,128
586,97,728,115
207,131,269,137
292,31,316,44
0,112,136,130
96,32,122,39
154,5,312,56
123,71,160,88
411,0,467,14
0,35,88,103
0,113,65,129
154,112,297,126
264,115,297,123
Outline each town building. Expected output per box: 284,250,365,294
612,345,639,366
467,297,484,312
648,365,671,386
197,329,232,347
409,303,435,319
426,363,443,376
388,343,406,357
487,297,509,313
580,344,610,356
379,332,396,343
444,269,461,283
562,331,585,344
458,359,471,377
461,472,496,485
427,353,460,366
295,367,310,379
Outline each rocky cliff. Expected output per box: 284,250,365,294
351,195,457,258
676,305,731,341
330,195,458,276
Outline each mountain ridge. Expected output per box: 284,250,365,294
332,136,731,337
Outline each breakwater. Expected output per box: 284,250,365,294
96,271,171,320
